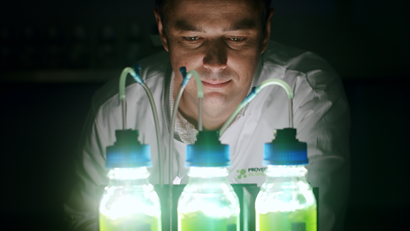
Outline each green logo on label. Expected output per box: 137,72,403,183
237,169,247,179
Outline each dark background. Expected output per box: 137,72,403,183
1,0,409,230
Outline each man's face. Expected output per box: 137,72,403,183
157,0,271,113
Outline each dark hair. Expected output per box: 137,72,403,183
155,0,272,30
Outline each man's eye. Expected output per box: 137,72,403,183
183,37,199,41
229,37,246,42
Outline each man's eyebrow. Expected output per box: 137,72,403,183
224,18,258,31
172,18,258,32
173,20,202,32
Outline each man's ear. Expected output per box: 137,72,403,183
154,8,169,52
260,8,274,55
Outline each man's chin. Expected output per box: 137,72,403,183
202,93,231,110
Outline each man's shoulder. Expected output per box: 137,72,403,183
261,41,340,92
138,50,170,81
263,41,336,75
91,50,170,112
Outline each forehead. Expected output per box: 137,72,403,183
166,0,261,32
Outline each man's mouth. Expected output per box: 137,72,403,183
201,80,231,88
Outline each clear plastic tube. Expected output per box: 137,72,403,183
186,70,203,131
119,67,135,130
168,68,203,231
118,66,164,187
219,79,294,137
168,85,184,231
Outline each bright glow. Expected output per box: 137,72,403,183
100,188,161,219
101,195,143,220
99,168,161,221
256,193,313,214
255,165,316,216
107,167,149,180
265,165,307,177
178,167,239,219
178,194,239,218
188,167,229,178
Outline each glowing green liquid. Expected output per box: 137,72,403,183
100,213,161,231
179,211,238,231
257,205,316,231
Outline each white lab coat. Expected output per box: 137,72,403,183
64,41,350,231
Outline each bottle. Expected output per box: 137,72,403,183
99,130,162,231
255,128,317,231
178,131,240,231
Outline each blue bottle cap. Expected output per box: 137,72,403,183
105,129,151,168
186,131,230,167
263,128,308,165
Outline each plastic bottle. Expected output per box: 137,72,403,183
99,129,162,231
177,131,240,231
255,128,317,231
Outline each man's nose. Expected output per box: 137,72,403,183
203,40,228,73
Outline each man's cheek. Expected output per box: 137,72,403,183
229,56,256,73
229,46,259,58
176,55,203,71
169,39,190,54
